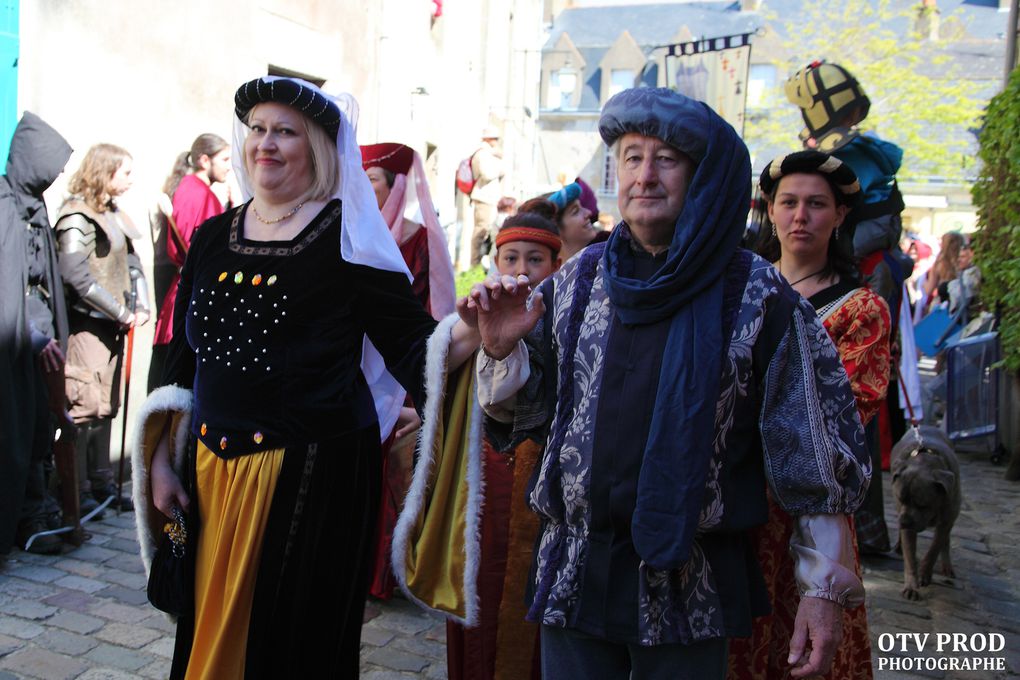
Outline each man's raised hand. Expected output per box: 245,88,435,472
464,274,544,360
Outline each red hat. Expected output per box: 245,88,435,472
911,239,933,260
575,177,599,219
360,142,415,175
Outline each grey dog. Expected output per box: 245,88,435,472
891,425,961,600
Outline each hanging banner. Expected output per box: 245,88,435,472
658,33,753,136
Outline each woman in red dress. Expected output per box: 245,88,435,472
728,150,891,680
361,142,456,599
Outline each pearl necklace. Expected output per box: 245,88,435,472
252,201,304,224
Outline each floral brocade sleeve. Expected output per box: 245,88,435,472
824,288,891,426
758,294,871,607
759,296,871,517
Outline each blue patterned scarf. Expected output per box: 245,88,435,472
599,88,751,570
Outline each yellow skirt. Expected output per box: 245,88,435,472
185,441,285,680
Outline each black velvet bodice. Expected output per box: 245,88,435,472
163,200,436,458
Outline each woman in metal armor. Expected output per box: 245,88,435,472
55,143,149,516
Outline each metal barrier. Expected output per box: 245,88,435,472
945,332,1000,453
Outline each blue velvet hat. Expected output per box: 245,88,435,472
598,87,709,163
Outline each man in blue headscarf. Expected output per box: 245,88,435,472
462,87,871,679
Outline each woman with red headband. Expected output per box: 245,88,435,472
394,204,562,680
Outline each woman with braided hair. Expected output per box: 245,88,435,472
728,150,891,680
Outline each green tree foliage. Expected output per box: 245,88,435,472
455,265,488,298
972,67,1020,371
746,0,983,182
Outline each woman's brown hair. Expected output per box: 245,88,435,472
163,133,229,196
931,231,965,285
66,143,132,213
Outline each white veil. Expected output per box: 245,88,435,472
231,76,412,440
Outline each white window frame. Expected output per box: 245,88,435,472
609,68,635,98
601,146,618,194
549,68,578,110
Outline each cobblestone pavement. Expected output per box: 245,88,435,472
1,446,1018,679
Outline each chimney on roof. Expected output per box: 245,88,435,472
916,0,941,41
544,0,575,24
740,0,762,10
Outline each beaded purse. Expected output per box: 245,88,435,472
146,505,195,618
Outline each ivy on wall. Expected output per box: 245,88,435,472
972,67,1020,372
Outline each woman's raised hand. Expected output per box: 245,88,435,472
462,274,544,360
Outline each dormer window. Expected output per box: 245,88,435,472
550,66,578,110
609,69,635,97
597,31,645,105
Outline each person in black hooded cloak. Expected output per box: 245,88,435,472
0,112,74,555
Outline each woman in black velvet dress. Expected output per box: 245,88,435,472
132,76,481,679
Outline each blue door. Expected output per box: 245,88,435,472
0,0,18,167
